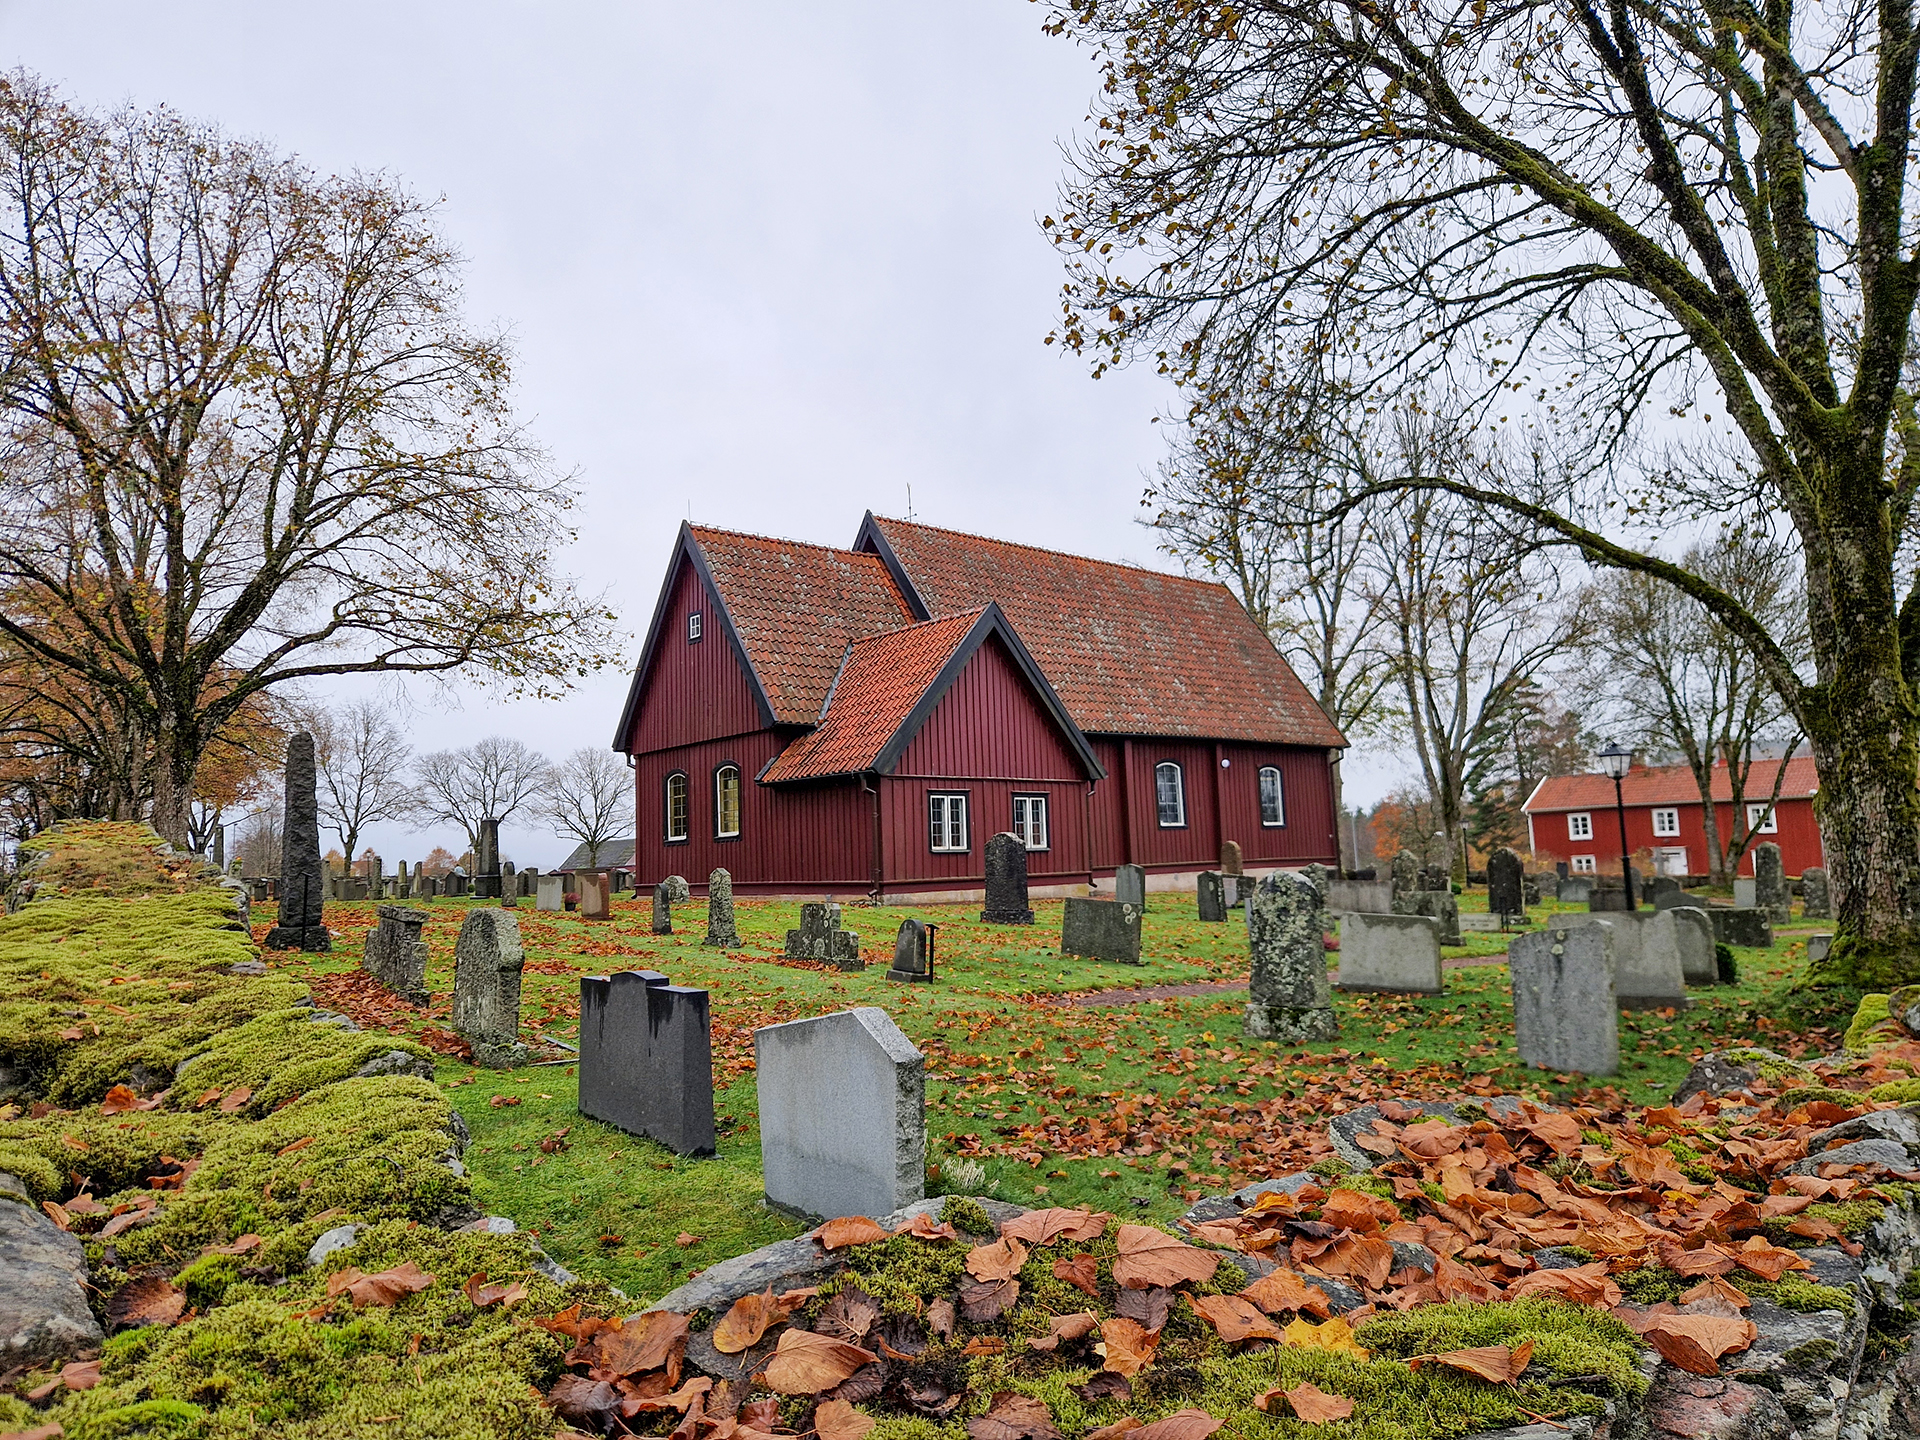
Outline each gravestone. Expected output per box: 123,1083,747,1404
1508,924,1619,1076
474,818,502,899
1555,861,1570,880
1221,840,1244,876
888,918,935,983
578,970,715,1156
981,833,1035,924
1244,872,1338,1042
451,908,527,1068
1560,911,1688,1009
755,1007,924,1219
1588,887,1632,912
1390,849,1421,913
1112,863,1147,910
1334,912,1443,994
1418,864,1449,894
1487,847,1525,921
1556,876,1594,905
572,869,609,920
411,869,430,899
1753,842,1790,923
1645,877,1689,910
1410,888,1462,945
1808,933,1834,965
704,868,740,947
1733,877,1757,909
1301,863,1332,908
786,902,862,969
1712,908,1773,948
396,860,410,897
1668,906,1718,985
445,871,469,898
1458,914,1501,932
1196,871,1227,923
266,731,329,952
1061,897,1142,964
1801,866,1831,920
211,824,225,871
519,867,538,899
1326,878,1393,914
535,873,567,912
362,905,431,1006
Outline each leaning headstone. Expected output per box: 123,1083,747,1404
1712,908,1773,948
704,868,740,947
981,833,1035,924
474,818,502,899
786,903,862,969
1733,877,1757,909
1221,840,1244,876
452,908,527,1068
1243,872,1337,1042
362,905,431,1005
1410,889,1462,945
1487,848,1525,921
572,870,609,920
1509,924,1619,1076
1753,842,1790,923
888,918,935,983
755,1007,924,1219
1196,871,1227,923
1561,912,1687,1009
578,970,715,1156
1556,876,1594,905
1061,897,1142,964
1390,849,1421,913
1668,906,1718,985
536,873,567,912
1334,912,1443,994
1112,863,1147,910
266,731,329,952
1801,866,1831,920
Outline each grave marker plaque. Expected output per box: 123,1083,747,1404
1061,896,1142,964
577,870,612,921
1509,924,1619,1076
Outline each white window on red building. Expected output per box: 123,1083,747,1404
1567,812,1593,841
1571,854,1596,874
1652,807,1680,837
1747,802,1779,834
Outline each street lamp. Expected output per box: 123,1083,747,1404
1597,740,1635,909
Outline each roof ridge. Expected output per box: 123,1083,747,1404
690,522,877,561
871,515,1233,592
846,605,990,647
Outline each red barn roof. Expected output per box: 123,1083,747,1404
1523,756,1820,813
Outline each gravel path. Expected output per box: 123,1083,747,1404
1055,954,1508,1008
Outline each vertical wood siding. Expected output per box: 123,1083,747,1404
892,636,1086,781
627,562,766,755
1219,743,1340,864
880,777,1090,886
1528,796,1825,877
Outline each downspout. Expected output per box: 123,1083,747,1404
1211,742,1225,869
1085,780,1097,893
862,773,883,904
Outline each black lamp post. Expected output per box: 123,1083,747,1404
1597,741,1635,909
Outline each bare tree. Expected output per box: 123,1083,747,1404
0,75,615,849
541,747,633,868
231,804,282,879
1042,2,1920,982
410,737,551,857
301,702,414,863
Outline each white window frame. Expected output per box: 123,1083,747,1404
664,772,690,843
1011,794,1050,852
714,765,741,839
1747,801,1779,834
1652,807,1680,838
928,792,970,853
1258,766,1285,827
1154,762,1187,828
1570,854,1597,874
687,611,703,642
1567,812,1593,841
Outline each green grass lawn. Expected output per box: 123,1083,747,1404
263,890,1839,1305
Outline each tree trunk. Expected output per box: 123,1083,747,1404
1330,750,1352,872
148,717,196,848
1696,779,1727,886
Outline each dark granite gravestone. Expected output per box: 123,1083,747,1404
1487,847,1525,921
1061,897,1142,964
1197,871,1228,922
1753,842,1790,924
786,902,862,969
577,969,716,1157
704,868,740,947
1113,863,1147,910
1555,860,1570,880
211,824,225,871
362,905,431,1005
474,818,502,899
1589,887,1632,912
452,908,527,1068
888,918,936,982
266,731,329,952
1409,888,1462,945
981,832,1035,924
445,871,470,898
1711,908,1773,948
1643,876,1684,910
1801,866,1831,920
1244,872,1337,1042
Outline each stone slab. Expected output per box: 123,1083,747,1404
0,1173,103,1367
1508,923,1619,1076
1733,877,1757,908
1244,871,1336,1042
1667,906,1718,985
1712,907,1773,948
785,902,862,970
1112,863,1146,910
1334,911,1443,994
1809,932,1834,965
1409,889,1462,945
578,970,716,1157
535,873,567,912
1559,911,1688,1009
1061,896,1142,964
451,908,527,1068
1325,879,1393,915
981,832,1035,924
1486,847,1525,919
1196,871,1227,923
1555,877,1594,905
362,904,431,1006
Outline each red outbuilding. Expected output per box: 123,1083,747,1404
611,515,1348,899
1521,756,1824,879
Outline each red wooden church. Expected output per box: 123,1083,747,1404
612,515,1347,899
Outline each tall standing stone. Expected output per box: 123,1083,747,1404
1220,840,1244,876
1487,848,1525,921
211,824,225,871
474,818,502,900
366,854,384,902
578,970,715,1157
1112,862,1147,910
1753,843,1790,924
1390,849,1421,913
451,908,527,1068
266,732,329,952
704,868,740,947
1243,872,1338,1043
981,833,1035,924
1196,871,1227,923
362,905,431,1006
1801,866,1831,921
1509,924,1619,1076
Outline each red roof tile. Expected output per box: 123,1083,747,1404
861,516,1346,747
688,525,915,725
760,609,987,783
1523,756,1820,812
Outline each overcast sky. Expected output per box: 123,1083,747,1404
5,2,1403,867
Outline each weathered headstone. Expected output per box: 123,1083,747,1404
474,818,502,899
1808,933,1834,965
1753,842,1789,924
1642,875,1682,910
576,869,611,921
1668,906,1718,985
445,871,469,898
1556,876,1594,905
1301,863,1332,908
1418,864,1449,894
981,833,1036,924
1334,912,1443,994
1221,840,1244,876
452,908,527,1068
211,824,225,871
365,855,384,902
1390,849,1421,913
1801,866,1831,920
1509,924,1619,1076
536,873,567,912
888,918,935,983
1327,878,1393,914
362,905,431,1005
411,869,430,899
786,902,862,969
755,1007,924,1219
1588,886,1632,912
704,868,739,947
1243,872,1337,1042
1561,911,1687,1009
396,860,410,896
1733,877,1758,909
1712,908,1773,948
266,731,329,952
1112,863,1147,910
1487,847,1525,921
578,970,715,1156
519,867,539,899
1061,897,1142,964
1410,888,1462,946
1196,871,1227,923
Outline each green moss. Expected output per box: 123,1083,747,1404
1870,1079,1920,1103
1776,1086,1866,1110
939,1195,993,1236
840,1233,973,1313
165,1006,435,1115
1782,1337,1839,1367
1745,1275,1857,1313
1615,1266,1688,1305
1307,1157,1351,1179
1844,994,1898,1053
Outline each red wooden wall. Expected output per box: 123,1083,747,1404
1529,796,1825,876
626,561,765,754
892,636,1085,783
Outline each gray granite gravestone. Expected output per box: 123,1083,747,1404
1326,878,1393,914
1642,875,1682,910
1509,924,1619,1076
395,860,410,897
1220,840,1244,876
452,908,527,1068
1334,912,1443,994
1410,888,1462,945
650,878,674,934
1112,863,1147,910
1733,877,1757,908
1801,866,1831,920
1556,876,1594,905
1560,911,1687,1009
1196,871,1227,923
1712,908,1773,948
704,868,740,947
1487,847,1525,921
362,905,431,1005
786,902,862,969
519,867,538,899
1301,863,1333,909
578,969,715,1156
888,918,935,983
1244,871,1337,1042
1389,849,1420,911
1588,886,1632,912
1753,842,1790,923
1808,933,1834,965
981,833,1036,924
1061,897,1142,963
755,1007,924,1219
1667,906,1718,985
536,873,567,912
266,731,329,952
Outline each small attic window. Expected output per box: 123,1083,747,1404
687,611,703,643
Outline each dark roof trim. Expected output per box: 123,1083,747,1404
852,509,931,621
611,522,779,751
